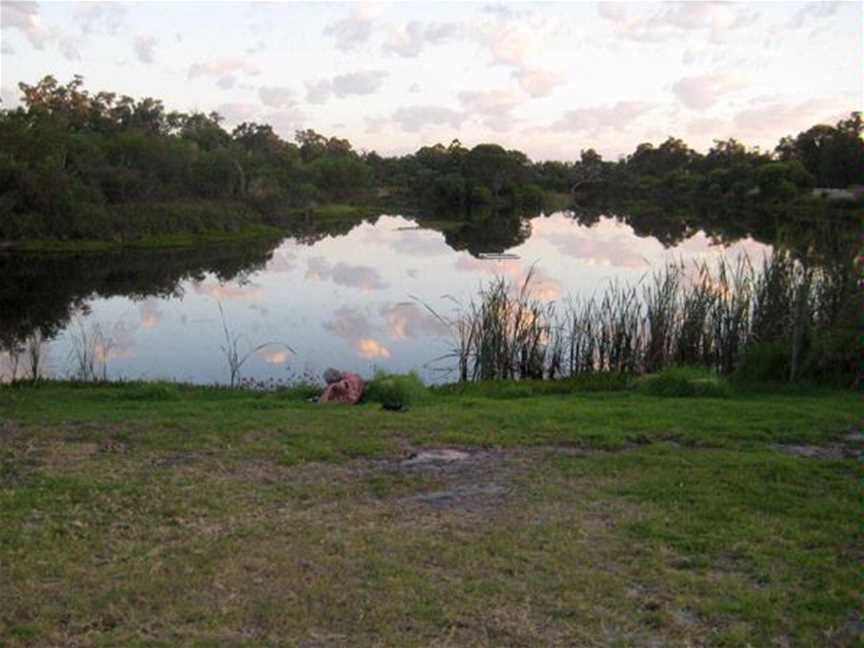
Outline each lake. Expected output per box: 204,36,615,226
0,212,771,385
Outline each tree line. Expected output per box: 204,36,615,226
0,75,861,241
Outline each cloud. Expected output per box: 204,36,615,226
332,70,388,97
73,2,126,36
686,116,728,137
787,1,841,29
383,20,462,57
597,2,628,23
598,2,758,44
256,348,291,364
454,256,561,300
482,3,515,20
455,255,523,278
266,249,297,274
470,9,564,100
324,306,375,338
534,218,654,269
732,98,854,139
380,303,449,340
481,12,546,68
193,281,267,302
305,79,332,105
188,60,261,77
2,1,129,60
353,338,391,359
672,73,746,110
259,86,296,109
305,257,388,291
1,1,52,49
512,67,564,98
458,89,524,133
188,60,261,89
267,108,307,138
322,306,392,359
133,35,157,64
323,2,379,52
214,102,260,124
458,89,521,115
1,0,129,61
94,322,137,363
388,229,450,257
391,105,466,132
1,86,19,108
304,71,387,105
552,101,656,133
58,35,81,61
139,300,163,330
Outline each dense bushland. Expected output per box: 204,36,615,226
1,76,861,241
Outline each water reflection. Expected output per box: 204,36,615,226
0,208,807,383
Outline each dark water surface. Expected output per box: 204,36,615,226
1,213,770,384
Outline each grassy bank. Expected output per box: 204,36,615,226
2,200,382,253
9,225,285,253
0,381,860,646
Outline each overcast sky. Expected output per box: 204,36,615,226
1,1,861,160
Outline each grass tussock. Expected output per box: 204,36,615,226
634,366,732,398
364,371,430,409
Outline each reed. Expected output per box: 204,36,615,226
217,302,292,387
443,250,852,383
24,330,47,382
67,318,113,382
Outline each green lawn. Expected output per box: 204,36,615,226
0,382,860,647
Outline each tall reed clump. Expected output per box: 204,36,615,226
441,251,853,384
432,269,556,382
67,318,114,382
217,302,292,387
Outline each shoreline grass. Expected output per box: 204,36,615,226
6,225,285,254
0,380,860,646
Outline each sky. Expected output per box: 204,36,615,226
1,1,861,161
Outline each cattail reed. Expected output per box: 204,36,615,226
442,250,852,382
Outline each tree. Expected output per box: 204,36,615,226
295,129,328,162
776,112,864,187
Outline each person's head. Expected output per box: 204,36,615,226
323,368,344,384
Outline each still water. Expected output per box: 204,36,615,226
1,212,770,384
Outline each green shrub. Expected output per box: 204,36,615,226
364,372,429,409
635,367,731,398
735,342,791,383
801,327,859,387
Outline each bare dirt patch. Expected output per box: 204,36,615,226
773,431,863,460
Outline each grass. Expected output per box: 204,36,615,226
285,204,377,221
0,380,860,646
634,367,732,398
13,225,284,253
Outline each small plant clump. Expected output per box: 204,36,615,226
634,366,732,398
364,371,429,410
